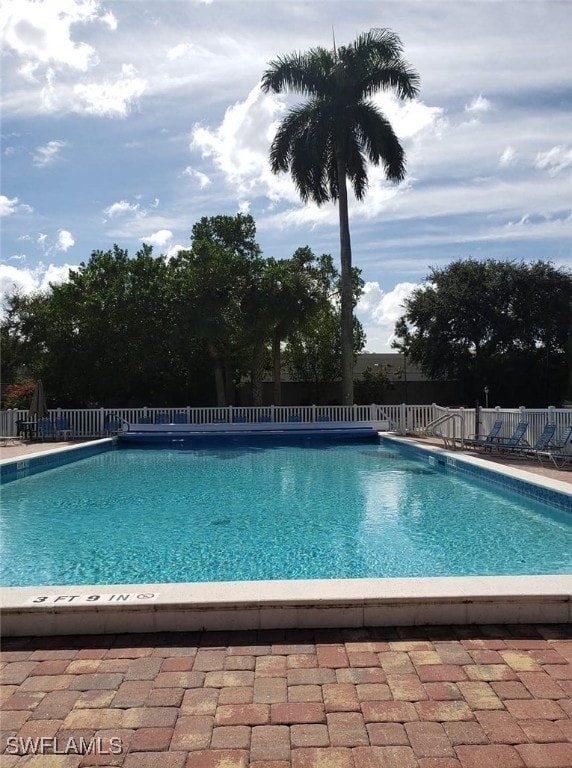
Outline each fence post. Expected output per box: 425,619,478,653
8,408,17,437
370,403,376,423
399,403,406,434
228,405,233,423
99,407,105,436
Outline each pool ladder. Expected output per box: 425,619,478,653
424,412,466,449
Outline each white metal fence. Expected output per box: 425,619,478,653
1,404,570,444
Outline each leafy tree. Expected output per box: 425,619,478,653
284,255,365,403
284,308,365,404
2,379,36,409
266,247,328,405
355,364,394,404
261,28,419,405
172,214,264,406
394,259,572,406
3,245,187,406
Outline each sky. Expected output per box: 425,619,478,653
1,0,571,351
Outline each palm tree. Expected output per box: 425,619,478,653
261,28,419,404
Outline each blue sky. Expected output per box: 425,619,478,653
1,0,571,350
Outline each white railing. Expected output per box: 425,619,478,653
1,404,570,441
1,404,380,438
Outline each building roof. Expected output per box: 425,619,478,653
355,353,428,382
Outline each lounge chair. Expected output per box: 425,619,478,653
464,420,503,450
232,414,248,423
174,412,187,424
257,414,272,423
155,412,170,424
288,414,301,423
519,423,558,456
536,425,572,469
488,421,529,453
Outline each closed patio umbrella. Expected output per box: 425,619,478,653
28,379,48,420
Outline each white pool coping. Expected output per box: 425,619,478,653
1,434,571,636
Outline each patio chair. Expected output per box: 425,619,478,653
464,420,503,450
232,415,248,423
257,414,272,423
488,421,529,453
519,423,558,456
536,425,572,469
288,414,302,423
155,412,170,424
174,412,188,424
55,416,73,440
37,417,56,441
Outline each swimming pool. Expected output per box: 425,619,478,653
1,438,571,587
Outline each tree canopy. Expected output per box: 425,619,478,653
2,214,362,408
394,259,572,406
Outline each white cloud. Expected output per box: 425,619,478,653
0,262,76,298
534,145,572,176
103,200,141,218
72,64,146,118
0,195,33,216
0,264,39,296
164,243,187,259
100,11,117,31
56,229,74,251
499,146,517,167
182,166,211,188
465,94,493,113
167,43,195,61
1,0,104,74
358,281,420,351
32,139,67,167
141,229,173,247
191,84,295,203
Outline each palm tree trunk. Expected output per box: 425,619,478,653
207,342,226,406
272,330,282,405
251,339,266,406
337,158,354,405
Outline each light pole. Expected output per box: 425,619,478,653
484,385,489,409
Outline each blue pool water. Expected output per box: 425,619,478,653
1,440,571,586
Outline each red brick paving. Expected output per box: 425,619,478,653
1,625,572,766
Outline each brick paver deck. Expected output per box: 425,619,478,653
2,625,572,767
